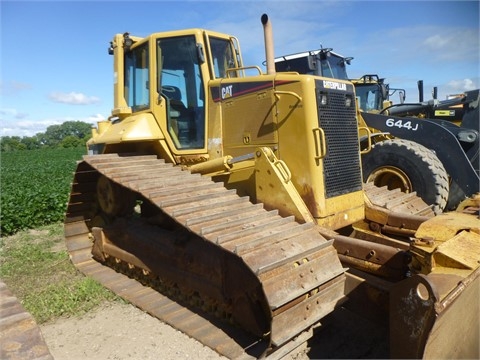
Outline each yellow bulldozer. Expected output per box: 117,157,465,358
275,49,480,214
64,14,480,359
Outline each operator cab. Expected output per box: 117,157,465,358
114,31,241,151
353,75,405,112
353,76,386,112
274,48,351,80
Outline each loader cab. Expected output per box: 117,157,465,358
352,75,390,112
352,75,407,112
274,48,351,80
353,82,384,112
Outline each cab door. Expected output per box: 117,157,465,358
152,35,207,154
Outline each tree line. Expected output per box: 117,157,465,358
1,121,93,152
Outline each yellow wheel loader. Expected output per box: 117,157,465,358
64,14,480,359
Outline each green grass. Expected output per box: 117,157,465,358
0,147,124,323
0,222,122,323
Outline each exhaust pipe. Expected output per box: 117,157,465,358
261,14,276,75
418,80,424,102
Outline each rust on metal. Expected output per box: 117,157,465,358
64,153,347,358
351,183,436,248
333,234,410,280
456,193,480,215
363,182,434,233
390,268,480,359
0,281,53,360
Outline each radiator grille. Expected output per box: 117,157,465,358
316,83,363,198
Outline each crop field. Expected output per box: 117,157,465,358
1,147,86,236
1,147,120,323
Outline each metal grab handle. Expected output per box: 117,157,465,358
358,126,372,154
313,128,327,160
274,160,291,183
226,65,262,77
273,90,302,102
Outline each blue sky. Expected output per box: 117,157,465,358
1,0,478,137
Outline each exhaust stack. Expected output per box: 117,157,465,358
418,80,424,102
261,14,276,75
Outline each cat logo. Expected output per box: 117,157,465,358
323,80,347,91
221,85,233,99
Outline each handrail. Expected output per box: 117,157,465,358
274,90,302,102
226,65,263,77
313,127,327,160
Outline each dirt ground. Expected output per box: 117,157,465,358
40,301,227,360
39,299,388,360
21,224,387,360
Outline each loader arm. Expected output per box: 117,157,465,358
361,112,479,197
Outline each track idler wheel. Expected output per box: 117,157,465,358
96,175,136,217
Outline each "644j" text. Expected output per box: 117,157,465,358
385,118,419,131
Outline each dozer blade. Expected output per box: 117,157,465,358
391,210,480,359
334,184,479,359
390,267,480,359
64,154,346,359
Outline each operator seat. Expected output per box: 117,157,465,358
163,86,186,113
163,86,193,147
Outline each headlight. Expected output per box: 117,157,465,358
320,93,328,106
345,95,353,107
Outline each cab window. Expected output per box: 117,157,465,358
210,37,236,78
125,43,149,111
157,36,205,149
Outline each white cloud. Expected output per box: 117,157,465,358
421,29,479,61
447,78,477,92
0,114,106,137
83,114,105,123
0,119,63,137
423,34,449,49
84,114,106,127
49,91,100,105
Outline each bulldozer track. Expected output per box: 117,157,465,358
0,281,53,360
64,154,346,359
364,182,435,217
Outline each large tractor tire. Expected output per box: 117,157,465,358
362,139,449,214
